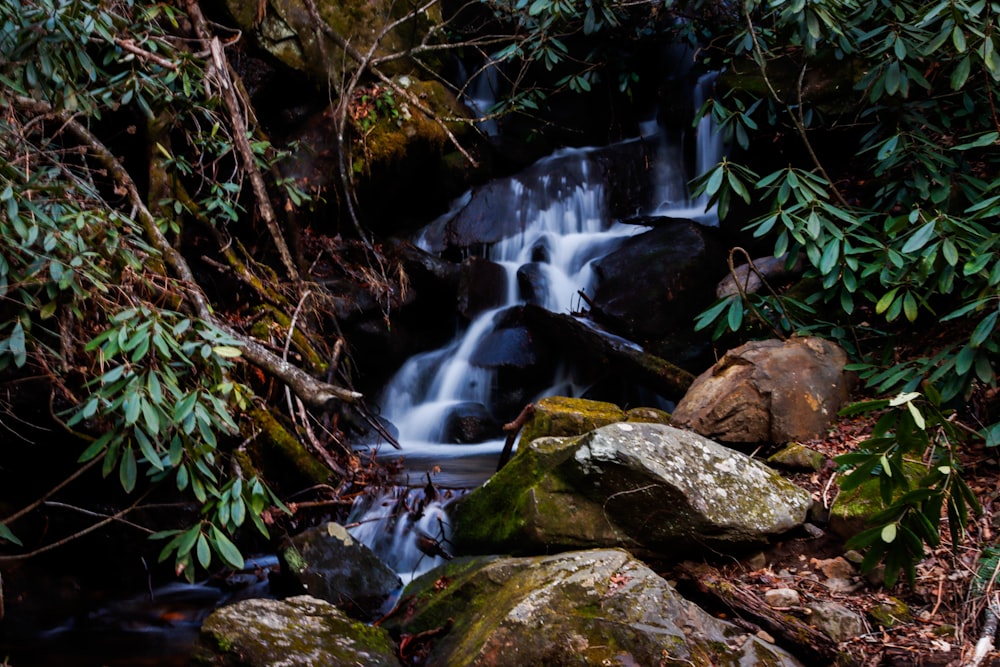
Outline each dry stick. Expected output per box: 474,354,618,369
184,0,300,281
967,594,999,667
9,96,362,409
1,454,104,527
497,403,534,471
727,247,788,339
0,491,153,563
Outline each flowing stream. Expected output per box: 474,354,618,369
348,72,725,581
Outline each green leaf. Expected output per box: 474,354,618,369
881,523,897,543
210,524,244,570
970,310,998,348
901,221,936,254
120,446,137,493
0,522,23,547
196,532,211,568
727,297,744,331
9,320,26,368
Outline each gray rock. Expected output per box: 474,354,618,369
191,595,398,666
451,422,812,555
385,549,803,667
764,588,801,608
805,600,865,643
672,337,852,444
279,522,402,620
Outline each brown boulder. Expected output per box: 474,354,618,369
671,337,852,444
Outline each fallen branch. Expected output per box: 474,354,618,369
676,561,838,665
184,0,301,280
497,402,534,471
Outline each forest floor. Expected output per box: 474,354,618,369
668,411,1000,666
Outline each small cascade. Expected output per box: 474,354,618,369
647,70,723,224
456,59,501,138
377,148,643,487
346,485,462,584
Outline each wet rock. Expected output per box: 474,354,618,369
451,421,812,555
384,549,803,667
191,595,398,666
590,220,723,341
522,306,695,401
442,402,500,444
278,522,401,621
515,262,549,306
672,337,852,444
470,325,537,369
458,257,507,319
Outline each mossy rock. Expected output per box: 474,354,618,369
383,549,804,667
227,0,440,83
767,443,827,472
191,595,398,666
449,434,629,555
829,461,925,540
625,406,672,424
245,407,330,491
519,396,626,446
867,596,911,628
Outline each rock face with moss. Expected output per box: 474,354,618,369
671,337,852,444
191,595,398,666
279,522,401,620
384,548,803,667
451,421,812,555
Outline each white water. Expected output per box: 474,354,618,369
349,75,725,575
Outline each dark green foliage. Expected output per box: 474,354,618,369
0,0,297,577
686,0,999,585
835,391,980,588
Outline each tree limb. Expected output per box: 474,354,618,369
184,0,302,281
7,95,362,409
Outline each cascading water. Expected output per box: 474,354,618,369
349,75,725,578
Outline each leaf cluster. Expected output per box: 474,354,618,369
692,0,1000,441
0,0,297,575
835,391,980,587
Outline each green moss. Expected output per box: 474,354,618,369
625,406,671,424
519,396,626,446
450,435,582,552
245,407,330,488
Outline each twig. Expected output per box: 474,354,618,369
0,490,153,563
114,38,179,70
497,402,534,471
184,0,300,280
1,454,104,526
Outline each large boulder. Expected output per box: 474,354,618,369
383,549,803,667
279,522,402,620
191,595,398,666
671,337,852,444
589,220,723,342
451,421,812,555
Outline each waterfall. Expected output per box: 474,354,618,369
346,485,463,584
350,74,727,575
374,148,643,488
648,70,723,224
